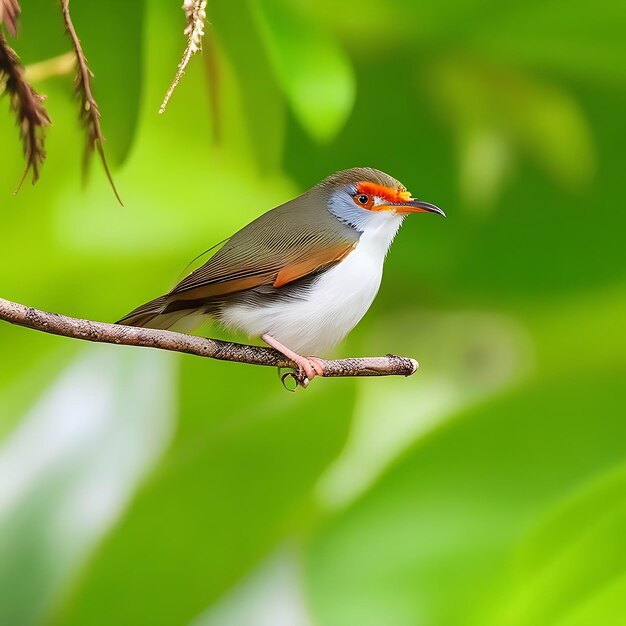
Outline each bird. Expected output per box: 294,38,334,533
118,167,444,383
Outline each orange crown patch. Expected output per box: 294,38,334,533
356,182,412,203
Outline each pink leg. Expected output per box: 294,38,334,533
262,334,325,384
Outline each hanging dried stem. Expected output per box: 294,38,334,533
59,0,123,206
159,0,207,114
0,33,51,191
0,0,20,37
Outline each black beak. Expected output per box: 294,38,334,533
395,199,446,217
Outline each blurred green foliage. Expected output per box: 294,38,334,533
0,1,625,625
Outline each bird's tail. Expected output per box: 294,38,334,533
117,295,194,330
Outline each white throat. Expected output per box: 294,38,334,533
351,210,405,260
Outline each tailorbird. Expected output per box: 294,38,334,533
119,168,444,382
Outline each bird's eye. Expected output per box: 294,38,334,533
356,194,369,205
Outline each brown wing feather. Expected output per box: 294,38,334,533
119,185,360,328
273,243,354,288
172,272,276,301
167,188,359,301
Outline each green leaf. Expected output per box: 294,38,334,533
9,0,69,64
555,574,626,626
53,354,356,626
465,0,626,84
0,347,176,626
70,0,145,166
494,464,626,626
252,0,355,143
425,56,595,207
210,0,286,172
304,374,626,626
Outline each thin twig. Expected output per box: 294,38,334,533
59,0,123,206
0,33,51,191
0,296,419,385
159,0,207,114
0,0,20,37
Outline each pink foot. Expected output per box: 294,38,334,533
262,334,325,386
307,356,326,378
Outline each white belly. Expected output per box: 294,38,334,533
220,215,403,354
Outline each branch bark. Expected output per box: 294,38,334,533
0,297,418,384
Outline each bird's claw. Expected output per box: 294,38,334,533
307,357,325,378
264,334,324,390
279,357,324,390
280,370,300,391
293,356,324,387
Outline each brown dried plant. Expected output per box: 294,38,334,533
159,0,207,114
0,0,20,37
59,0,123,206
0,33,51,191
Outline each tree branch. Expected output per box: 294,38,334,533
0,297,418,385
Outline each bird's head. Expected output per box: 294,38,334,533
321,167,445,232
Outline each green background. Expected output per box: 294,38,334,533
1,0,625,624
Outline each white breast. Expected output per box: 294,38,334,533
220,214,404,355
